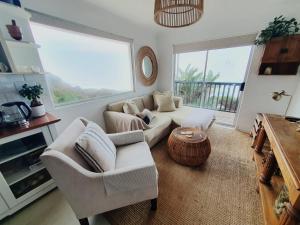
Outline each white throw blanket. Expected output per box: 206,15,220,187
181,108,216,131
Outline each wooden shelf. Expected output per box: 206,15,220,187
0,113,60,139
6,163,45,186
0,144,47,165
253,151,284,225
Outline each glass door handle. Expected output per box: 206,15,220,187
240,82,246,92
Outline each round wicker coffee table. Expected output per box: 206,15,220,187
167,127,211,166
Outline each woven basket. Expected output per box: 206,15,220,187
168,127,211,166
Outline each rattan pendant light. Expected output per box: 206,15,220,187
154,0,204,28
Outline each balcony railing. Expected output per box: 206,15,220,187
174,81,243,113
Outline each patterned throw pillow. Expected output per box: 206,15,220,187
75,122,116,172
123,102,140,115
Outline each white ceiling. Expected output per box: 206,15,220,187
82,0,300,34
84,0,156,28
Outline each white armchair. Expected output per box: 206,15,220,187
40,118,158,225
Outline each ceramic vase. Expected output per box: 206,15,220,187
31,105,46,118
6,20,22,41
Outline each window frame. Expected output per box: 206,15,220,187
29,10,136,108
172,34,256,91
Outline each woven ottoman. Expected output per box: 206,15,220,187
167,127,211,166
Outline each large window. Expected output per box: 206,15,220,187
174,46,252,117
30,22,134,106
175,46,252,83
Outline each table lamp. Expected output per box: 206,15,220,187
272,90,292,117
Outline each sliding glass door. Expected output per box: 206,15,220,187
174,45,252,126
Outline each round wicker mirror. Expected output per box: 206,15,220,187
136,46,158,86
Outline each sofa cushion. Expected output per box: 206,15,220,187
142,95,154,110
123,101,140,115
152,106,193,126
132,98,145,112
75,122,116,172
144,114,172,148
173,96,183,108
107,101,125,112
156,95,176,112
153,106,215,130
153,91,172,109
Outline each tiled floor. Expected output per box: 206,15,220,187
1,189,110,225
214,110,236,126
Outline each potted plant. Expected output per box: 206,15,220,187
19,84,46,118
255,16,299,45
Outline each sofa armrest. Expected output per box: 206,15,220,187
107,130,145,146
103,111,149,133
173,96,183,108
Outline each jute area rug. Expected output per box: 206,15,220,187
105,125,263,225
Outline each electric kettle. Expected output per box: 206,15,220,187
0,101,32,127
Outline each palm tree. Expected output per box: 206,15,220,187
205,70,220,82
177,64,220,105
178,64,204,82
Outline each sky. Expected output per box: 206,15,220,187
30,22,133,91
176,46,252,83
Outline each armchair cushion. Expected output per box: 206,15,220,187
115,142,153,169
75,122,116,172
107,130,145,146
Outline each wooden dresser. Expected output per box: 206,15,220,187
253,114,300,225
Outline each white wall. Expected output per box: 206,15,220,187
156,1,300,132
236,47,300,131
1,0,158,134
287,79,300,118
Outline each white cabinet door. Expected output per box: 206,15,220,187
0,194,8,216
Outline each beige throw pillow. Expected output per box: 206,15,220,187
123,102,140,115
75,122,116,172
153,91,172,109
156,95,176,112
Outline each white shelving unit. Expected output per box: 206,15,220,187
0,114,59,220
0,2,44,75
0,3,58,220
6,163,45,186
0,144,47,165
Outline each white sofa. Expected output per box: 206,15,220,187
104,94,215,148
41,118,158,225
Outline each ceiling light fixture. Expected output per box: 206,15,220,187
154,0,204,28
